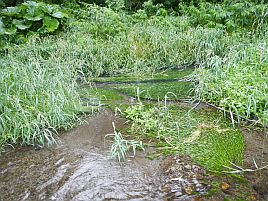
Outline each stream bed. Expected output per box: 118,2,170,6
1,70,268,201
0,110,213,201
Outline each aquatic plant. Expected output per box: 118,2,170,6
123,100,244,171
105,122,144,161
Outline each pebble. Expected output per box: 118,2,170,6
184,165,191,170
161,156,212,199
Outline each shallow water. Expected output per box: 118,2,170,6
0,110,164,201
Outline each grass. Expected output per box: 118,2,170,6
122,101,244,172
64,6,233,77
0,39,82,147
91,68,194,83
105,122,144,162
196,58,268,126
70,4,268,126
1,2,267,151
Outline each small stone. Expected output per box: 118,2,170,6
184,186,193,195
185,165,191,170
0,169,8,174
248,194,257,201
162,186,171,193
192,179,199,184
220,181,231,192
192,196,203,201
175,191,183,197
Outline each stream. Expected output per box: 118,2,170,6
0,110,211,201
0,75,268,201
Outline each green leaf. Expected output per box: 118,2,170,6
0,18,5,35
12,19,32,30
43,16,59,32
4,25,17,35
24,14,44,21
1,7,21,16
41,4,54,14
24,2,45,21
51,11,65,19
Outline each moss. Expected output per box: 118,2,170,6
92,68,194,83
182,128,244,171
79,87,124,102
111,81,194,100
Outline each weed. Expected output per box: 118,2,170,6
105,122,144,161
122,100,244,171
0,36,83,148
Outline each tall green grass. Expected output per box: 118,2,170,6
67,5,234,77
69,5,268,125
0,36,81,148
195,36,268,126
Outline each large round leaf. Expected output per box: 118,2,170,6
12,19,32,30
51,11,65,19
24,14,44,21
24,2,45,21
41,4,54,14
1,7,21,16
43,16,59,32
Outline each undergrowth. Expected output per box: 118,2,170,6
0,36,81,148
1,0,267,150
123,101,244,171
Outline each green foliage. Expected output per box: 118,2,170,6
68,5,231,77
72,4,129,39
105,0,125,11
68,5,267,125
0,1,69,38
1,0,267,152
123,101,244,171
179,0,268,32
196,53,268,126
0,36,81,148
106,122,144,161
138,0,167,17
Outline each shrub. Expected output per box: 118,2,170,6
179,0,268,32
0,1,69,37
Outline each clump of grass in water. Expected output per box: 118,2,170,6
105,122,144,162
122,98,244,172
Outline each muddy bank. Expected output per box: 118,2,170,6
242,127,268,200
